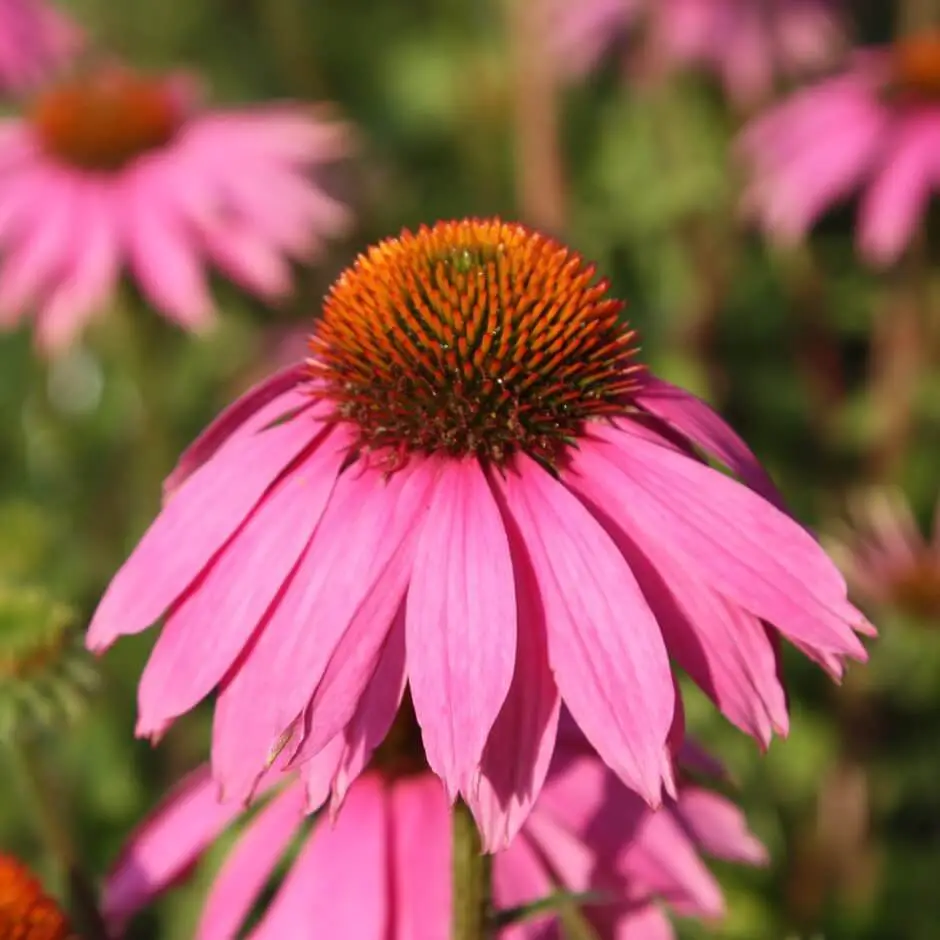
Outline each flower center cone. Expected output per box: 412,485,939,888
308,219,644,467
30,68,183,171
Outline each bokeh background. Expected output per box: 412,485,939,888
1,0,939,937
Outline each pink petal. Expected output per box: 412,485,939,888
0,166,78,323
675,787,768,866
102,766,243,927
136,427,350,737
535,750,646,863
211,459,438,803
466,476,561,851
495,455,675,807
289,610,407,805
571,430,868,659
36,179,120,352
389,775,451,939
572,494,788,745
247,774,388,940
858,111,940,265
195,783,306,940
634,377,784,507
407,460,516,797
622,809,724,918
591,903,675,940
492,834,559,940
164,365,309,496
122,158,214,328
87,406,320,652
199,215,292,300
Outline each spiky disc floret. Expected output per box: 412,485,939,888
0,854,73,940
309,219,643,464
891,32,940,101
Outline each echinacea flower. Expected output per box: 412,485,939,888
0,0,79,94
739,33,940,265
87,218,872,847
551,0,843,106
0,64,352,352
0,852,73,940
103,704,767,939
828,489,940,621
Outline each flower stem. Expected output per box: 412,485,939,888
10,739,110,940
452,799,492,940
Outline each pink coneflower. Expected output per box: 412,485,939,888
87,218,871,847
0,0,78,94
0,852,73,940
739,33,940,265
828,489,940,622
551,0,843,105
103,708,767,939
0,64,352,352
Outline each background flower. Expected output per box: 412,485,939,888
739,34,940,264
103,713,766,939
0,64,352,351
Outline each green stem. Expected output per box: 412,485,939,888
452,800,492,940
10,740,110,940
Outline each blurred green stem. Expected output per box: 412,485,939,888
867,244,929,482
502,0,566,234
10,740,109,940
453,800,492,940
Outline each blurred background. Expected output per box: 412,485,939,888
1,0,939,937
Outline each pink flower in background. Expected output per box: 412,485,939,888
103,715,766,939
87,219,871,849
654,0,843,106
0,65,352,352
0,0,79,93
551,0,843,105
739,35,940,265
828,489,940,621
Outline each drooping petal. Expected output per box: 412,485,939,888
535,751,646,865
858,112,940,265
136,426,350,737
466,482,560,851
287,610,406,804
563,481,788,746
211,459,438,803
122,158,214,328
87,406,320,652
389,775,451,940
36,178,120,352
492,834,559,940
570,431,868,659
621,809,724,918
102,766,244,928
496,455,675,807
164,364,309,496
674,787,769,866
408,460,516,797
195,783,306,940
634,377,784,507
590,902,675,940
248,775,388,940
0,165,77,323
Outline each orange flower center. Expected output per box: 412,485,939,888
891,33,940,100
309,219,642,465
891,558,940,622
30,69,182,172
0,855,73,940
